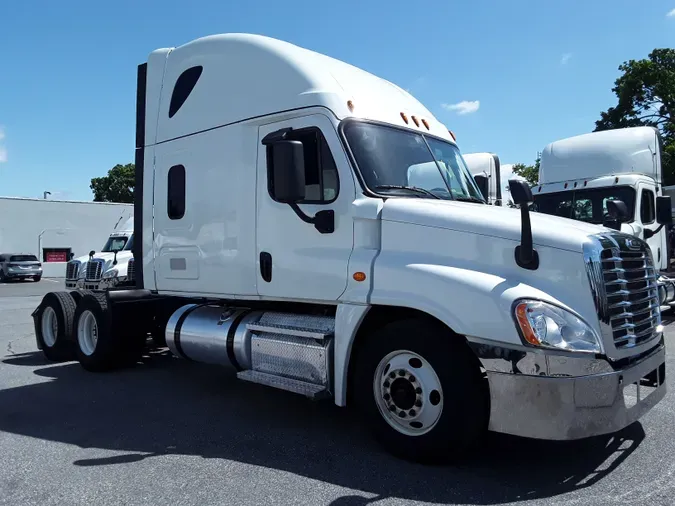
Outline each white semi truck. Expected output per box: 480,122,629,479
31,34,666,463
463,152,503,205
532,126,675,306
65,216,136,290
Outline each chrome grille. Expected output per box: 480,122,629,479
584,233,661,351
65,260,80,280
127,258,135,281
85,259,104,281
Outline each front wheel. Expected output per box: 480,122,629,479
351,318,489,464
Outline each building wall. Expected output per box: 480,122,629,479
0,197,133,277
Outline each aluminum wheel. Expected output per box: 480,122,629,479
77,310,99,356
41,306,58,348
373,350,444,436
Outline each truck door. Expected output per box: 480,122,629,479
637,184,666,270
256,113,355,300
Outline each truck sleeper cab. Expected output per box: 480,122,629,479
463,152,503,206
32,34,666,464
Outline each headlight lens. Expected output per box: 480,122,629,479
514,300,602,353
103,269,118,279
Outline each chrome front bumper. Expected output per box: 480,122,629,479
468,338,666,440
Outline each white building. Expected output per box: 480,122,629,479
0,197,133,277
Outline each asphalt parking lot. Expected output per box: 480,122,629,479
1,280,674,506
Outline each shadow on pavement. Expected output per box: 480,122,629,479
1,350,645,505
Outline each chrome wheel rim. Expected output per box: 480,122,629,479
77,310,98,356
373,350,444,436
41,306,58,348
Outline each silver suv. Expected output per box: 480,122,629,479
0,253,43,282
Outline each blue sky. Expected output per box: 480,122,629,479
1,0,674,201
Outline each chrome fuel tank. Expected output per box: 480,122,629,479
165,304,263,369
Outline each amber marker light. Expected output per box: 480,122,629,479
400,112,409,124
515,302,541,346
347,100,355,112
353,272,366,282
421,118,430,130
411,115,420,127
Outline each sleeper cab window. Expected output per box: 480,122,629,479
267,128,339,204
169,66,203,118
167,164,186,219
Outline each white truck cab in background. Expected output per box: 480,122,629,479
65,217,136,290
463,152,503,205
532,127,675,306
32,34,667,464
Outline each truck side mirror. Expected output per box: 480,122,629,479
270,140,306,203
604,199,629,231
473,174,489,202
509,179,533,206
656,195,672,226
606,199,630,222
508,180,538,270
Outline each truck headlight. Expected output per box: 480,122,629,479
103,269,118,279
513,300,602,353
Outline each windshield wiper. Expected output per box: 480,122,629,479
454,196,485,204
374,185,441,199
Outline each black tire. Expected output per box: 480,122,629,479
73,291,147,370
34,292,77,362
0,270,5,282
34,275,42,282
350,318,489,464
72,292,120,372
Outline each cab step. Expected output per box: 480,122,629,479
246,312,335,340
236,370,329,399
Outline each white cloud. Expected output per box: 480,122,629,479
560,53,572,65
441,100,480,115
667,8,675,17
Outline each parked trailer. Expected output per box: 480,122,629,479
32,34,666,464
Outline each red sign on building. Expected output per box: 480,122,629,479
45,251,68,262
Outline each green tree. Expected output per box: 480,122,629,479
594,48,675,183
91,163,135,203
511,155,540,186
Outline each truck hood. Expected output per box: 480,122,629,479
381,199,606,253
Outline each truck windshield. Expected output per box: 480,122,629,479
101,236,128,252
343,121,485,202
532,186,636,224
124,234,134,251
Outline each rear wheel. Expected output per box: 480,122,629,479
351,318,489,464
73,291,146,370
73,292,119,371
34,292,76,361
34,275,42,282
